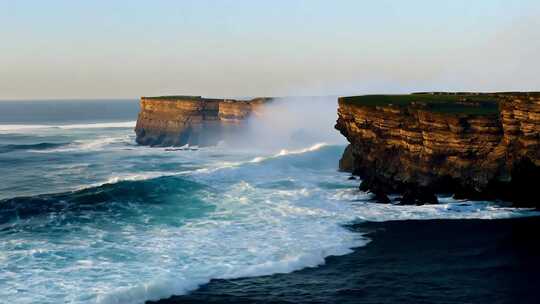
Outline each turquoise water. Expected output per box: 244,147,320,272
0,100,538,303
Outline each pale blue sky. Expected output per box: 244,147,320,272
1,0,539,99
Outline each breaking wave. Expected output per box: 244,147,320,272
0,142,69,153
1,143,538,304
0,121,136,133
35,135,134,153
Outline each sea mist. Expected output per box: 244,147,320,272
225,96,346,151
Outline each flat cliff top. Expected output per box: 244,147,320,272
140,95,274,104
339,93,503,115
142,95,203,100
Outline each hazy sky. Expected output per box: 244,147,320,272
1,0,539,99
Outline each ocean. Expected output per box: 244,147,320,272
0,99,538,304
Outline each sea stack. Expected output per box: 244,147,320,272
135,96,270,146
335,92,540,207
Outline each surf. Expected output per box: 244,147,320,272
0,121,136,133
0,142,69,153
1,142,538,304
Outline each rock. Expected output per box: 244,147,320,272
135,96,270,147
335,92,540,207
339,144,355,172
400,187,438,205
360,177,393,204
373,191,392,204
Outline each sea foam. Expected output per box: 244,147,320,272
1,141,539,304
0,121,136,133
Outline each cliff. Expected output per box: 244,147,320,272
335,92,540,206
135,96,269,146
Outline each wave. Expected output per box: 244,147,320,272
5,143,333,205
77,171,180,191
0,160,366,304
276,142,329,156
31,135,134,153
0,142,69,153
0,175,207,225
98,239,360,304
59,121,136,129
0,121,136,133
192,143,331,175
4,142,536,225
1,142,539,304
246,142,328,163
0,135,133,155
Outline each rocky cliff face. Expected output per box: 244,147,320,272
135,96,269,146
335,93,540,206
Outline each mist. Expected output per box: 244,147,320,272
225,96,346,151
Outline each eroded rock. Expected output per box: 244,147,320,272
135,96,269,146
335,92,540,207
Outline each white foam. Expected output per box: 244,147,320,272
31,135,134,153
201,142,330,169
59,121,136,129
348,197,540,221
0,121,136,133
95,177,366,304
2,142,539,304
276,142,328,156
77,171,178,190
0,124,51,131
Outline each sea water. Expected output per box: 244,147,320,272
0,99,537,304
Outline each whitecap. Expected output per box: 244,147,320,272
31,135,134,153
0,121,136,133
59,121,136,129
2,142,539,304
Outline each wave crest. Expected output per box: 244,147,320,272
0,175,207,225
0,121,136,133
0,142,68,153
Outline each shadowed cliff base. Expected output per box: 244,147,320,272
149,217,540,304
336,92,540,207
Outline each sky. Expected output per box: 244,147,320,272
1,0,539,99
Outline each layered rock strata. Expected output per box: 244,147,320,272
335,93,540,206
135,96,269,146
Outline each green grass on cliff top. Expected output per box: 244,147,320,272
340,94,500,115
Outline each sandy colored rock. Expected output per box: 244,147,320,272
135,96,271,146
335,93,540,206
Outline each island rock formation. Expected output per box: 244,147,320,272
335,92,540,207
135,96,269,146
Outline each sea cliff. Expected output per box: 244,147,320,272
135,96,269,146
335,92,540,206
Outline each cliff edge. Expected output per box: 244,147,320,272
135,96,269,146
335,92,540,206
